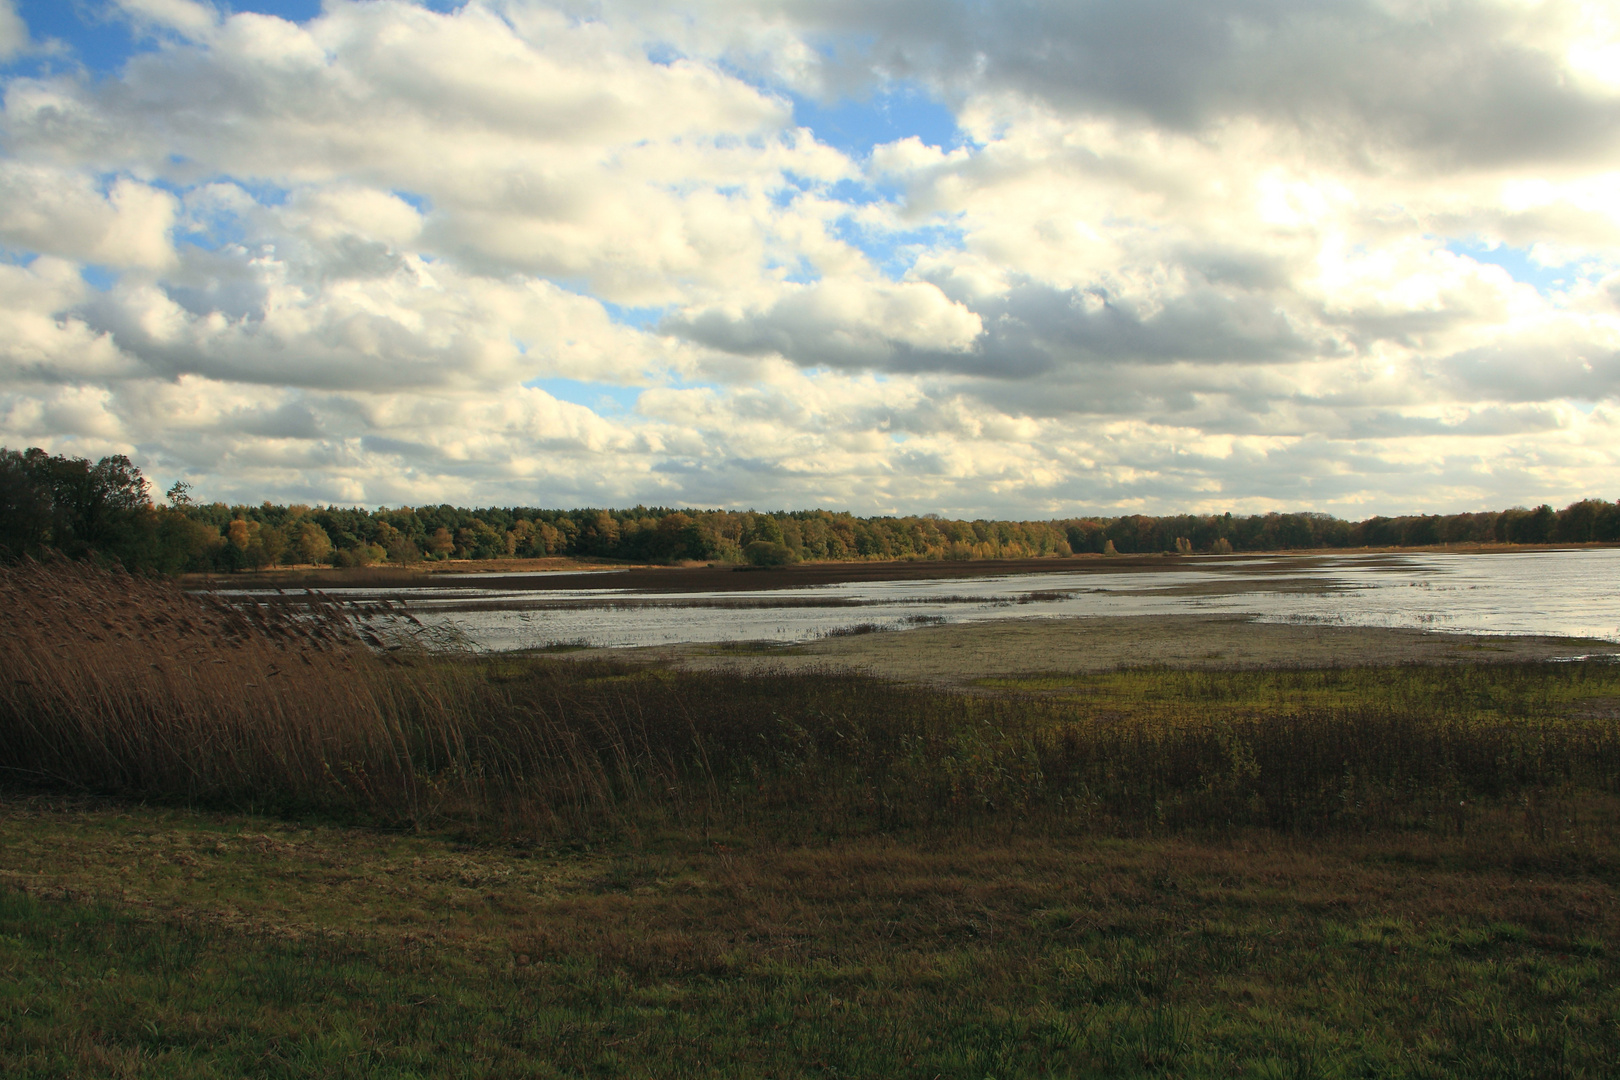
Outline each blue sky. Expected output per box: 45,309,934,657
11,1,319,73
1,0,1617,516
1443,240,1591,296
789,84,963,161
6,2,968,288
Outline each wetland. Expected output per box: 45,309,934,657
6,551,1620,1076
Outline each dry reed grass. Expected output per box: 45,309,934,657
1,558,434,816
6,558,1620,842
0,559,712,832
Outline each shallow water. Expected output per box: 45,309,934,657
226,549,1620,651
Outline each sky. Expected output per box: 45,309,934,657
1,0,1618,517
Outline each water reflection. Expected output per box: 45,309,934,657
224,549,1620,651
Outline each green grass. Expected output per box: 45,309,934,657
4,800,1619,1078
975,663,1620,721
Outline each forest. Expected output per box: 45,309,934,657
4,445,1619,574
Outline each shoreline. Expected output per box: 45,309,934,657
188,542,1619,595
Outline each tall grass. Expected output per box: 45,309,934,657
0,559,713,831
5,559,1620,838
2,558,437,818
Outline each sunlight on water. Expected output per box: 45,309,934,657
228,549,1620,651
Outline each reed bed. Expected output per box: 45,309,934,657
5,559,1620,839
2,558,432,818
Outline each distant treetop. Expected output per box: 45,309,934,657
3,447,1617,575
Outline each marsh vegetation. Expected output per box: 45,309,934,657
4,558,1619,1075
7,559,1620,840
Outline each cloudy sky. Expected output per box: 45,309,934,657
1,0,1617,516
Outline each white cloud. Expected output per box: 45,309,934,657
670,277,982,369
74,248,691,393
115,0,219,39
748,0,1620,169
1,0,1618,516
0,0,26,62
0,167,177,269
2,1,849,304
0,258,132,382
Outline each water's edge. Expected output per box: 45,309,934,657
216,549,1620,652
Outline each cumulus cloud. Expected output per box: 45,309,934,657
734,0,1620,168
3,1,846,303
0,258,131,382
114,0,219,39
0,167,177,268
668,277,982,369
1,0,1618,515
0,1,26,61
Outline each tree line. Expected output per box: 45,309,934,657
4,446,1619,575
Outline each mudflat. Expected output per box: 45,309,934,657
199,547,1585,595
207,553,1169,593
574,613,1617,688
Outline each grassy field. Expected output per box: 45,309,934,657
3,559,1620,1076
4,799,1617,1078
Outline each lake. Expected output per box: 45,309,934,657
224,548,1620,652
